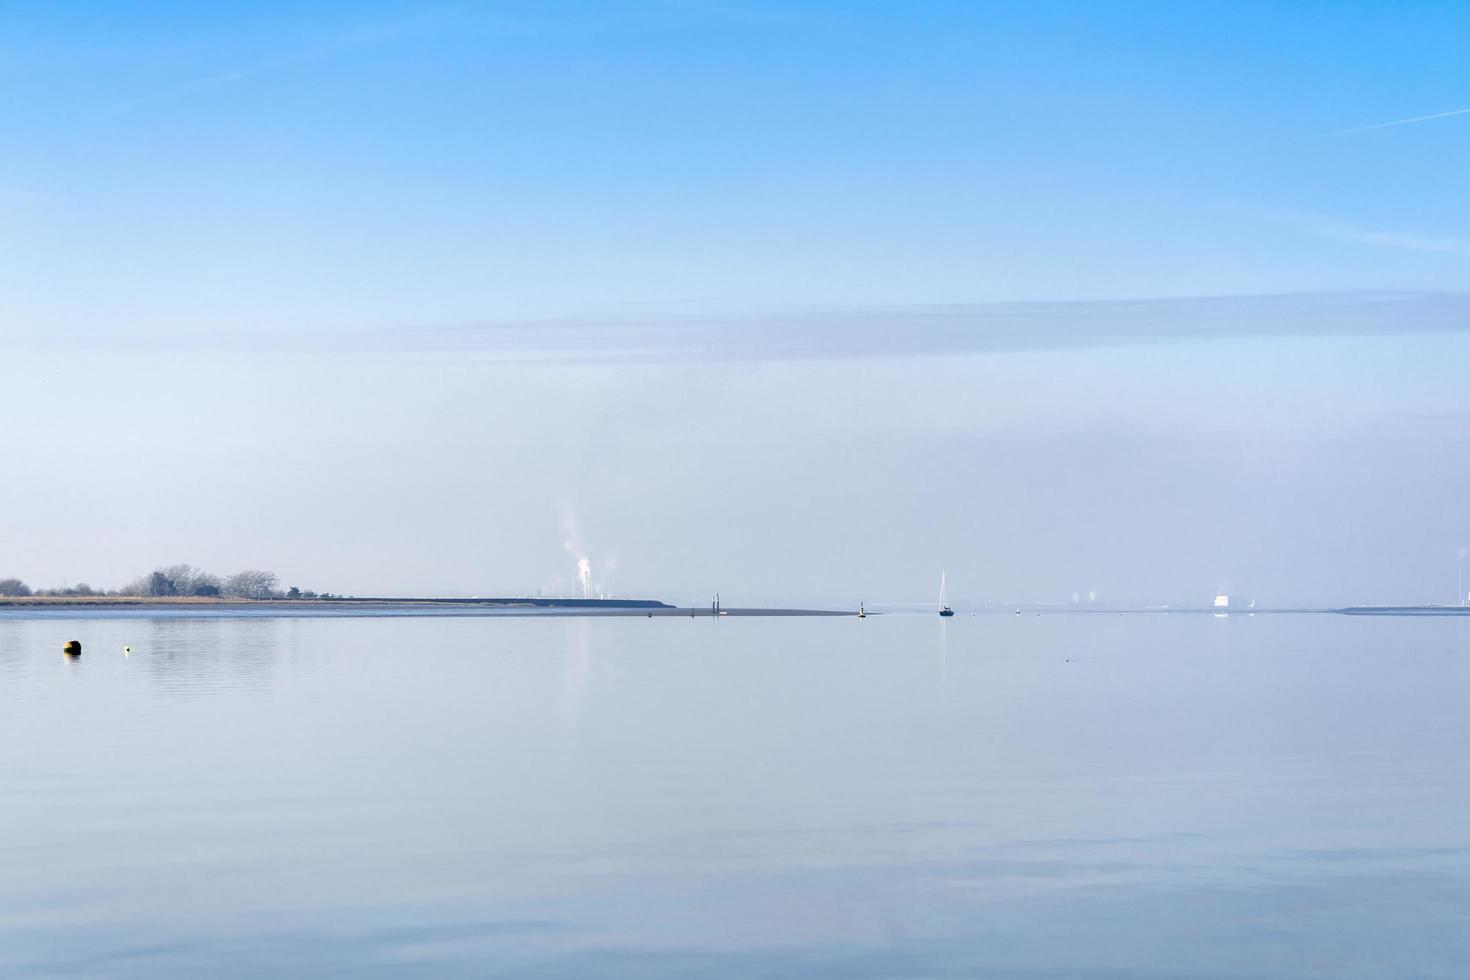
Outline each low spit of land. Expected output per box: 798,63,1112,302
0,595,849,617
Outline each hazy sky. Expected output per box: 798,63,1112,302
2,2,1468,605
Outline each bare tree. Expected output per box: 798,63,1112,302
157,564,222,596
116,569,181,596
148,571,178,596
159,564,195,594
38,583,97,597
0,578,31,597
117,574,151,596
223,570,279,599
115,564,227,597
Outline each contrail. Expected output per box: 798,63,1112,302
1330,106,1470,137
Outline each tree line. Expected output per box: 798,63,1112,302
0,565,328,599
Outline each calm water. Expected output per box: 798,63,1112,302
2,611,1469,978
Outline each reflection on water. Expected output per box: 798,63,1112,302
1,612,1469,978
558,616,592,749
142,617,290,697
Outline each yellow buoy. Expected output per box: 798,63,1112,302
62,640,81,656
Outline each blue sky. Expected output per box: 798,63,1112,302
2,2,1468,603
4,0,1468,332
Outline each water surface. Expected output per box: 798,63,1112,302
2,612,1468,978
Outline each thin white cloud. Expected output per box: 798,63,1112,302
1325,224,1470,256
10,290,1470,361
1329,106,1470,137
1266,209,1470,257
113,5,463,114
397,290,1470,363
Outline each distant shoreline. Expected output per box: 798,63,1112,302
3,595,1466,618
0,595,850,618
0,595,673,609
1336,605,1470,616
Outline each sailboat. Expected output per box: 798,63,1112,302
939,572,955,617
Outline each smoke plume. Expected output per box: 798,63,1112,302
561,501,594,598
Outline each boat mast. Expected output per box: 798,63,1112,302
940,571,947,611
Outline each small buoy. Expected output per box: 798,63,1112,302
62,640,81,656
123,645,131,655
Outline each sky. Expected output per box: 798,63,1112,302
2,1,1468,606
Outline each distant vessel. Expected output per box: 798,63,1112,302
858,602,867,619
939,573,955,617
